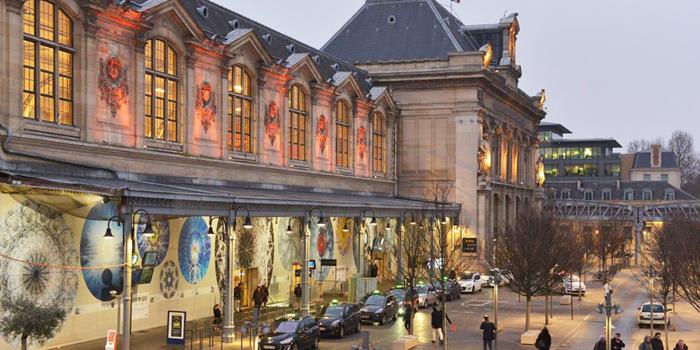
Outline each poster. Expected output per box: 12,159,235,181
167,311,186,345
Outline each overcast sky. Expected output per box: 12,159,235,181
220,0,700,151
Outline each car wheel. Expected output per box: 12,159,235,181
380,314,386,325
338,326,345,338
356,321,361,333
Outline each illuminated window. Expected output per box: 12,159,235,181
145,39,179,142
335,100,351,168
228,65,253,153
22,0,73,125
372,112,385,173
288,85,306,161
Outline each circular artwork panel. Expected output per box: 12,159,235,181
159,260,179,299
137,220,170,267
80,202,123,301
178,217,211,284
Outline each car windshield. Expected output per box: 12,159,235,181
642,305,665,313
364,295,386,306
323,306,344,317
275,321,299,334
460,273,474,280
389,290,406,299
565,276,580,282
416,285,428,294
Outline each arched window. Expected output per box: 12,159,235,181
23,0,74,125
228,65,253,153
288,85,306,161
372,112,385,173
336,100,351,168
145,39,179,142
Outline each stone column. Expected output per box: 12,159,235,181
121,208,134,350
223,211,236,342
301,215,310,315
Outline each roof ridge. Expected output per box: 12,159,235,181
321,2,370,51
425,0,462,51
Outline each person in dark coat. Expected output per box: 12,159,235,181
652,332,664,350
639,336,653,350
293,283,302,310
403,302,413,335
594,336,607,350
673,340,688,350
535,327,551,350
233,282,242,312
252,286,263,309
611,333,626,350
261,285,269,307
431,306,452,345
212,304,222,331
480,315,496,350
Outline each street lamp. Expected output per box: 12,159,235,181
233,206,253,230
596,288,623,350
646,266,657,338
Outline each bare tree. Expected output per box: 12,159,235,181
668,130,700,187
589,222,628,279
662,217,700,313
495,205,571,330
627,138,665,153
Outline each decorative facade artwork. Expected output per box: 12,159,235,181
334,217,351,256
178,217,211,284
195,81,217,133
357,126,367,160
478,135,492,176
237,228,255,269
159,260,179,299
213,219,227,298
251,217,275,286
80,203,123,301
536,154,546,187
277,218,302,267
317,114,328,155
137,221,170,267
264,101,280,146
98,53,129,118
0,201,79,347
310,217,334,280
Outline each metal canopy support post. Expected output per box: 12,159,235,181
397,212,404,285
121,208,133,350
301,214,310,316
223,211,236,343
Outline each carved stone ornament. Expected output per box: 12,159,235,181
264,101,280,146
195,81,217,133
317,114,328,155
478,135,492,176
535,154,546,188
357,125,367,160
98,49,129,118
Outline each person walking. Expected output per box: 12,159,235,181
293,283,302,311
535,327,551,350
651,332,664,350
430,306,452,345
212,304,222,332
639,336,653,350
594,336,607,350
252,285,263,324
673,340,688,350
233,282,242,312
611,333,626,350
403,301,413,335
480,315,496,350
261,284,269,308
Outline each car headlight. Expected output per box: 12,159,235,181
280,337,294,345
375,308,384,313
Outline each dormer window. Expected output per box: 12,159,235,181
623,189,634,201
665,189,675,200
642,189,653,201
561,190,570,200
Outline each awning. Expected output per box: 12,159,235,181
0,169,460,218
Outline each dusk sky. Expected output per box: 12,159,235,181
220,0,700,151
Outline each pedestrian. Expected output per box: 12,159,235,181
261,284,269,308
673,340,688,350
651,332,664,350
594,336,606,350
431,305,452,345
480,315,496,350
293,283,302,310
212,304,222,332
535,327,551,350
404,302,413,335
611,333,626,350
639,336,653,350
233,282,242,312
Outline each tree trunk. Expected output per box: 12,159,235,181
525,295,531,331
21,335,27,350
544,294,549,325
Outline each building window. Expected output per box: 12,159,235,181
623,189,634,201
661,174,669,183
561,190,571,200
372,111,385,173
228,65,253,153
584,191,593,201
642,189,653,201
604,164,621,177
602,189,612,201
145,39,179,142
335,100,351,168
643,174,651,181
665,189,675,200
288,85,307,161
22,0,74,125
544,164,558,177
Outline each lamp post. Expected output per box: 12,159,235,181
596,289,622,350
208,215,236,343
104,209,155,350
286,217,304,309
646,267,657,338
492,268,501,350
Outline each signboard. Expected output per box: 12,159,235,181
461,238,477,253
167,311,187,345
320,259,337,267
308,259,316,270
104,330,117,350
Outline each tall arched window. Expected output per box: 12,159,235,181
228,65,253,153
145,39,178,142
372,111,385,173
23,0,74,125
288,85,306,161
336,101,351,168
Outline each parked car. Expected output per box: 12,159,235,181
459,272,483,293
559,275,587,295
435,279,461,301
638,302,672,327
416,284,438,308
259,315,320,350
360,292,399,324
317,303,361,338
387,288,408,316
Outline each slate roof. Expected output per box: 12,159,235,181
129,0,373,92
544,138,623,148
633,152,678,169
321,0,481,64
538,122,572,136
546,180,696,201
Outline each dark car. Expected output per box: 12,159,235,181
387,288,408,317
360,292,398,324
258,315,320,350
434,280,461,301
317,303,361,338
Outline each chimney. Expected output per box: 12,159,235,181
651,144,662,168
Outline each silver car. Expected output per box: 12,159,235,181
416,285,437,308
